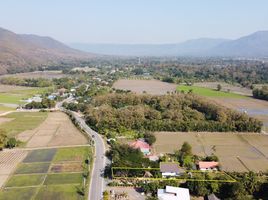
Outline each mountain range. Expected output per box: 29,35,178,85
1,27,268,75
71,31,268,57
0,27,94,74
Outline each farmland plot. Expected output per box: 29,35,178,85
17,112,88,147
113,79,177,95
154,132,268,172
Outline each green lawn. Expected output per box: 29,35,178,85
177,85,246,98
53,147,90,162
0,188,37,200
5,175,45,187
0,112,48,137
0,87,52,104
15,163,50,174
35,185,82,200
44,173,83,185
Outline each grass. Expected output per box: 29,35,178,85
0,112,48,137
44,173,83,185
5,175,45,187
53,147,90,162
0,188,37,200
177,85,246,98
23,149,57,163
0,105,15,112
35,185,82,200
0,87,52,104
15,163,50,174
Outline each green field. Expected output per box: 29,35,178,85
177,85,246,98
0,112,48,137
0,147,92,200
44,173,83,185
0,188,37,200
0,105,15,112
53,147,90,162
35,185,82,200
5,175,45,187
0,87,52,104
15,163,50,174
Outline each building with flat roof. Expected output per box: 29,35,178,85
157,186,190,200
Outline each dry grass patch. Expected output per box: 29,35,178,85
17,112,88,148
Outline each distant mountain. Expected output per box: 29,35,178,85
71,38,228,57
0,27,95,74
209,31,268,57
71,31,268,57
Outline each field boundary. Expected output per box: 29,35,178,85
112,167,237,183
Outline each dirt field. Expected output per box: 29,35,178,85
0,84,33,92
113,79,177,95
0,70,66,80
0,149,28,188
17,112,88,147
209,97,268,131
154,132,268,172
195,82,252,96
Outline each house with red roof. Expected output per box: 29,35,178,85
198,161,219,171
129,139,151,155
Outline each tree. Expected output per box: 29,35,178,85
217,84,222,91
144,132,156,145
180,142,192,156
5,138,18,149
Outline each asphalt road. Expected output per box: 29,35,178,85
68,110,107,200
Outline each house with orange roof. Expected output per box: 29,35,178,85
129,139,150,155
198,161,219,171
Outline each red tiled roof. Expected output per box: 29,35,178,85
198,161,219,169
129,140,150,149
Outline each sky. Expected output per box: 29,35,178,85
0,0,268,44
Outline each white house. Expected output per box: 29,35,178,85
160,162,184,178
157,186,190,200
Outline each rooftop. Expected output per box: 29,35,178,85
199,161,219,169
160,162,183,173
129,139,150,150
158,186,190,200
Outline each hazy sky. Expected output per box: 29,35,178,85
1,0,268,44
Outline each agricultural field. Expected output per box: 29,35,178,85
177,85,246,98
113,79,177,95
0,70,66,79
153,132,268,172
17,112,88,147
209,97,268,132
0,147,91,200
194,82,252,96
0,84,52,104
0,112,48,137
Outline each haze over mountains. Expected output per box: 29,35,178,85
71,31,268,57
0,27,94,74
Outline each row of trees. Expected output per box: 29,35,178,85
86,93,262,134
0,77,53,87
253,86,268,101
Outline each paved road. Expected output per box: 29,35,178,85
65,109,107,200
